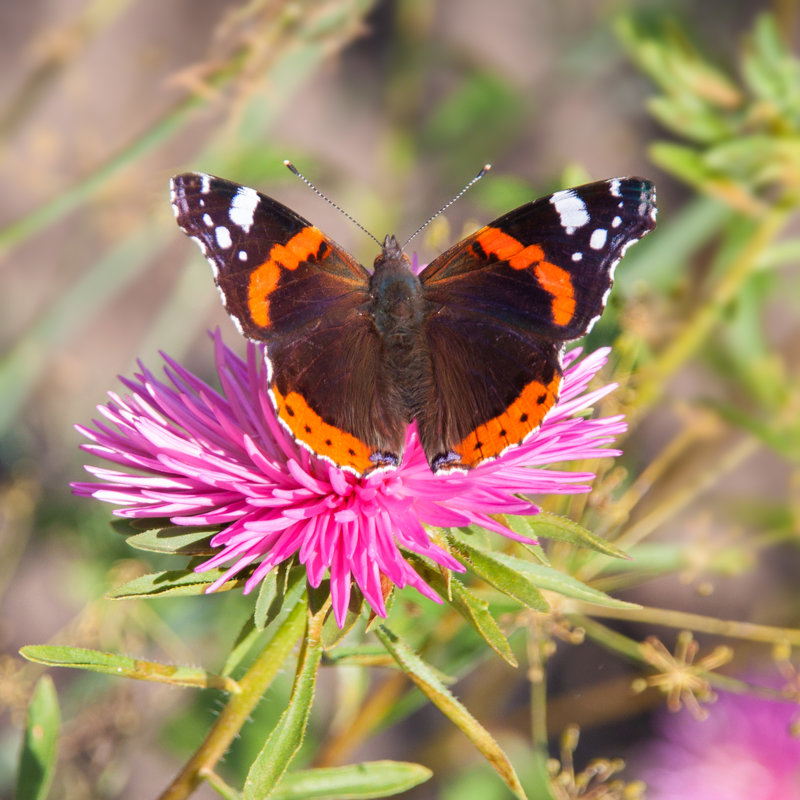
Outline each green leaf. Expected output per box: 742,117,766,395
508,512,631,560
16,675,59,800
254,565,307,631
225,569,310,676
110,516,173,535
243,608,324,799
647,95,733,143
221,615,263,679
20,645,237,691
450,581,517,667
488,551,639,610
448,535,548,611
107,568,246,599
375,626,526,800
254,570,279,631
322,587,365,650
409,554,517,665
451,535,638,610
126,525,219,555
271,761,432,800
650,143,765,214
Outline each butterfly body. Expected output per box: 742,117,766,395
171,173,656,476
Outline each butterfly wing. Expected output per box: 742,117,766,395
171,173,406,475
417,177,656,472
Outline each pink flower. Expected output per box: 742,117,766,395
637,681,800,800
73,331,626,626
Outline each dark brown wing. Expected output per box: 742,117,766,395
416,178,656,472
171,173,404,475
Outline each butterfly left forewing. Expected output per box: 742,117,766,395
171,172,405,476
171,173,371,342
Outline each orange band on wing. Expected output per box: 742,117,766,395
475,227,575,326
248,227,325,327
271,384,374,474
453,373,561,468
533,261,575,326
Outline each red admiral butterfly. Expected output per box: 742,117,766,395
170,171,656,476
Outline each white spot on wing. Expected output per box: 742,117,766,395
572,252,583,262
215,226,232,249
200,174,211,195
612,216,622,228
238,250,248,261
550,189,589,234
609,178,621,197
589,228,607,250
229,186,260,233
203,213,213,227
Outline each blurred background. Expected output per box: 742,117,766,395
2,1,799,798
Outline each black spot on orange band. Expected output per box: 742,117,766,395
271,383,374,474
452,373,561,468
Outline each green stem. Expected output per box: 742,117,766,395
158,596,307,800
569,602,800,647
529,657,548,753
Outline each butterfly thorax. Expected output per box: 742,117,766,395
368,235,425,344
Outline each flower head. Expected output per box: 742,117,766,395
73,331,625,626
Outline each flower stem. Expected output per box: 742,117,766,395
158,596,308,800
529,660,549,753
569,602,800,647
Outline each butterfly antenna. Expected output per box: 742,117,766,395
401,163,492,250
284,160,383,247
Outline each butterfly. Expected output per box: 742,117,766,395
170,171,656,476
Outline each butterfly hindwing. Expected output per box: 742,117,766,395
417,313,562,471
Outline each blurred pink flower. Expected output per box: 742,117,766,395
73,331,625,626
637,681,800,800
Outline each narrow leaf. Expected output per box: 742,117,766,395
254,566,307,631
254,571,279,630
243,606,326,799
448,536,548,611
110,516,174,535
127,525,218,555
509,513,631,560
487,551,639,609
271,761,432,800
20,645,238,692
376,626,526,800
221,616,263,679
107,568,246,599
449,581,517,666
16,675,60,800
